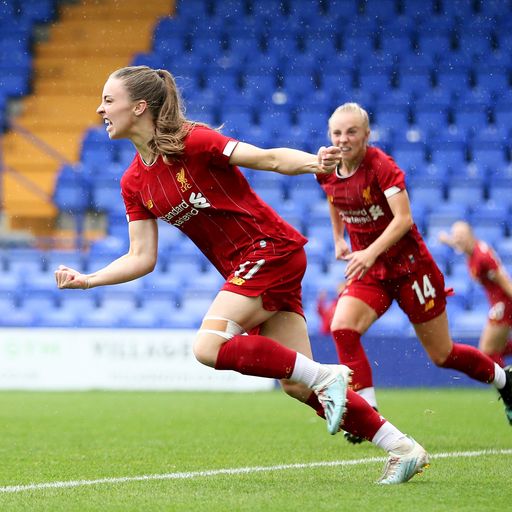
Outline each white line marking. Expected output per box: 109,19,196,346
0,448,510,494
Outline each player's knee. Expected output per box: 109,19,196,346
194,316,245,367
331,316,370,333
192,337,218,367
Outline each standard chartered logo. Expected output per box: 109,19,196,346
160,191,211,227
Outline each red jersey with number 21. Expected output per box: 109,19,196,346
316,146,431,279
120,125,306,278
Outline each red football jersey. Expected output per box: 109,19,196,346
316,146,431,279
468,241,511,306
120,125,306,278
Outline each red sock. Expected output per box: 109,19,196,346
306,392,325,418
215,334,296,379
342,389,386,440
332,329,373,391
440,342,496,383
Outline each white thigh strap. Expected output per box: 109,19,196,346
198,316,245,341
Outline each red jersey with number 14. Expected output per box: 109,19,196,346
120,125,306,278
316,146,431,279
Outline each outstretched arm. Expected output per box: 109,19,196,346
438,230,457,249
55,219,158,289
229,142,341,176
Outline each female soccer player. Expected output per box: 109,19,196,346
440,221,512,367
316,102,512,442
55,67,428,484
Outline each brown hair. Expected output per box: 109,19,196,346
111,65,203,159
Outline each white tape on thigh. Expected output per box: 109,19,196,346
198,316,245,341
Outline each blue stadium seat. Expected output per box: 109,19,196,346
20,295,58,319
53,164,90,215
365,302,408,337
241,72,277,97
0,308,36,327
474,67,511,96
131,52,165,69
468,201,509,231
429,142,467,170
19,0,56,24
454,33,493,60
202,70,241,96
471,124,508,144
287,178,324,204
372,104,410,130
220,109,254,135
252,183,285,208
396,68,434,93
450,308,489,337
257,110,293,137
320,72,355,94
343,35,377,57
58,292,98,314
412,105,449,133
22,270,57,294
281,72,320,100
488,183,512,207
434,68,471,95
453,106,491,133
302,32,339,59
90,176,123,214
492,108,512,130
376,32,413,56
416,33,454,57
470,143,509,170
447,182,485,207
426,201,468,230
467,284,490,313
177,295,212,325
473,224,506,246
408,181,445,207
392,141,427,172
44,250,86,273
302,260,329,299
294,110,325,134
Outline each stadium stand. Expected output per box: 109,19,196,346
1,0,512,332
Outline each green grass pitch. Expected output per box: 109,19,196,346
0,388,511,511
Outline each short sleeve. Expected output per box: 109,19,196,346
185,126,238,167
372,149,406,196
120,174,156,222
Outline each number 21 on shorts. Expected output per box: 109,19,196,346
411,274,436,305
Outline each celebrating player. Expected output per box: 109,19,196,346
55,67,428,483
315,102,512,443
439,221,512,367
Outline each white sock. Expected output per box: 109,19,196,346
493,364,507,389
358,387,378,409
290,353,331,388
371,422,413,454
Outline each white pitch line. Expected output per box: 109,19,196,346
0,448,511,494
